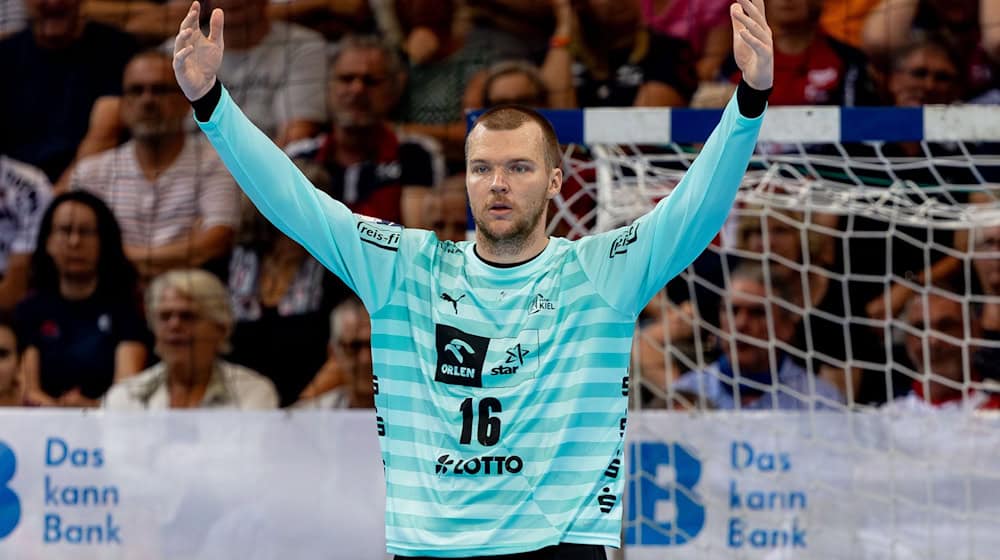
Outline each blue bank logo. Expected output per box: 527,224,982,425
0,441,20,539
625,442,705,546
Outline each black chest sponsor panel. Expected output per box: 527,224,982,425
435,324,490,388
433,324,540,389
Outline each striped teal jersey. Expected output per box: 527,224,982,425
197,87,763,557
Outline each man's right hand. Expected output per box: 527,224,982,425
172,1,224,101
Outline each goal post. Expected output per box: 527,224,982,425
534,103,1000,558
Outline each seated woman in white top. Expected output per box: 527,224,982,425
104,268,278,410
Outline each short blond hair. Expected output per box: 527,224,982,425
146,269,234,351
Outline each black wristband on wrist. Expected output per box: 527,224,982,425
192,79,223,122
736,79,772,119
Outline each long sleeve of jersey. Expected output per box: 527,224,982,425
194,84,401,311
574,92,764,315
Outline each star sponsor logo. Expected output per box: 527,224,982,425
491,344,530,376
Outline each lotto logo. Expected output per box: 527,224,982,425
625,442,705,546
0,441,20,539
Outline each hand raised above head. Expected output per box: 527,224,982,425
731,0,774,91
172,1,225,101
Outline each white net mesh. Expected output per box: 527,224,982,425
553,137,1000,411
551,126,1000,557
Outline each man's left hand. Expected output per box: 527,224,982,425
731,0,774,90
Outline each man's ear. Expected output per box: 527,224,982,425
547,168,563,200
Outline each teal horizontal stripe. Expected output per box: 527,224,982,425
387,512,551,533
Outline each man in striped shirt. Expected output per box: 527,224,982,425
172,0,774,557
73,50,239,282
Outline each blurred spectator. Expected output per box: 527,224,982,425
0,0,137,183
461,0,555,66
861,0,997,99
286,34,444,226
420,174,468,242
888,291,990,409
393,0,487,158
855,37,968,326
971,221,1000,384
886,36,964,107
478,60,550,108
0,0,27,37
227,161,348,407
672,261,845,410
267,0,375,40
399,1,576,164
819,0,880,49
0,155,53,312
16,191,148,407
717,0,878,106
0,314,23,406
640,0,733,81
81,0,190,44
394,0,457,67
735,208,886,404
631,295,698,407
72,51,239,283
160,0,327,145
296,297,374,409
104,269,278,409
569,0,697,107
391,0,487,164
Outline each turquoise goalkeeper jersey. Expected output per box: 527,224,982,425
197,87,763,557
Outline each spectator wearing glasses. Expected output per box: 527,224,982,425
296,297,374,409
72,51,240,283
862,0,997,100
286,35,444,227
855,37,969,330
672,261,845,410
16,191,149,407
886,288,992,410
886,36,963,107
104,268,278,409
418,173,469,243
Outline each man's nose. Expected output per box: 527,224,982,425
490,169,510,192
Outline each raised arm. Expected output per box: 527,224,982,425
576,0,772,313
171,1,402,310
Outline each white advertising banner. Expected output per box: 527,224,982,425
0,409,998,559
0,410,389,560
623,410,1000,560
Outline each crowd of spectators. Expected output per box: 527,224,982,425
0,0,997,411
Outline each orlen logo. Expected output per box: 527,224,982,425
625,442,705,546
435,454,523,476
0,441,20,539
